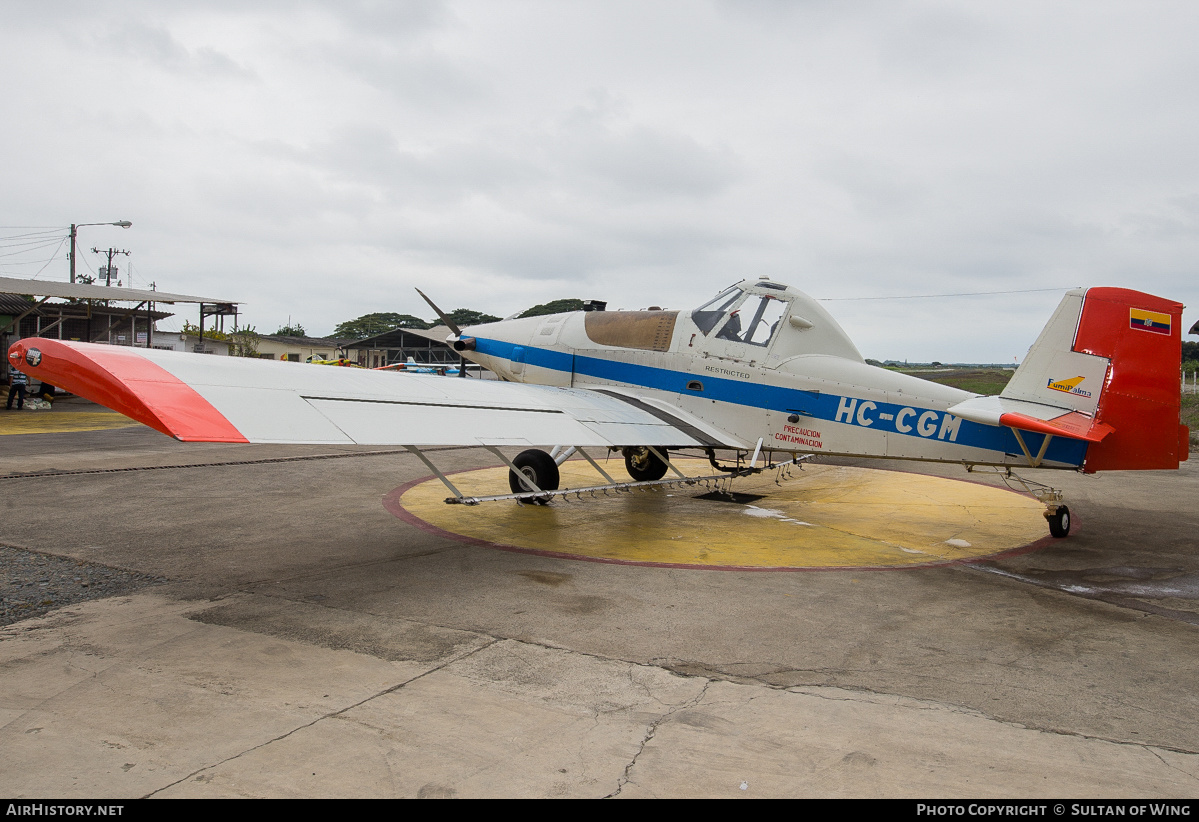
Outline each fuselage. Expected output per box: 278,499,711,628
456,279,1086,469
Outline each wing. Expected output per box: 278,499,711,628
7,339,736,449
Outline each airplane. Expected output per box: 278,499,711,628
6,278,1188,538
375,356,460,375
305,356,363,368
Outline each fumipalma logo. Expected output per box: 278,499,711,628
1047,376,1092,398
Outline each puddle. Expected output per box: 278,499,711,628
971,564,1199,626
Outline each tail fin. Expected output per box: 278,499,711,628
1002,287,1186,472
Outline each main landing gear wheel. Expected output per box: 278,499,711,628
623,446,669,482
508,449,560,503
1046,505,1071,538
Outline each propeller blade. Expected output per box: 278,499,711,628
415,288,462,337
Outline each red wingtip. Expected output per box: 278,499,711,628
6,339,248,442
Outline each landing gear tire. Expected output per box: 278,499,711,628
508,449,560,503
623,446,669,482
1046,505,1071,538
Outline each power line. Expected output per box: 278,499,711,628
0,259,60,268
817,287,1079,301
0,238,66,250
0,256,61,267
31,237,69,279
0,239,66,257
0,229,67,241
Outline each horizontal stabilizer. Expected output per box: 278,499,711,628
945,395,1114,443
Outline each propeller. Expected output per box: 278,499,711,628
415,288,462,337
416,288,473,378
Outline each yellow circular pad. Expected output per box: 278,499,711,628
0,411,139,436
390,458,1050,570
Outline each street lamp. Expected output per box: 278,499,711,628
69,221,132,283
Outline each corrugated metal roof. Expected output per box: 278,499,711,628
258,334,350,347
343,325,453,348
0,276,237,305
0,293,38,315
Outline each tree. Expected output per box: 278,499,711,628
181,320,228,342
1183,341,1199,371
445,308,500,327
332,312,431,340
518,299,585,318
274,323,306,337
228,326,261,358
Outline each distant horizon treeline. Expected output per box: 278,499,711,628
277,313,1199,367
324,298,586,340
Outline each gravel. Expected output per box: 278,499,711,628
0,544,166,626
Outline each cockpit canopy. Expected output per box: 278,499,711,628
691,279,864,364
692,283,790,346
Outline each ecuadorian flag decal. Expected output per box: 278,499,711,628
1130,307,1171,335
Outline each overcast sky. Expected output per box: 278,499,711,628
2,1,1197,361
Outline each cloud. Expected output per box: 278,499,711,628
3,1,1199,354
102,21,256,79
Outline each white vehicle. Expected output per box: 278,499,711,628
7,279,1187,537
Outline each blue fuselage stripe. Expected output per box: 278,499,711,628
472,337,1087,466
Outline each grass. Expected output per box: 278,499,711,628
1182,394,1199,446
900,369,1199,447
894,368,1013,396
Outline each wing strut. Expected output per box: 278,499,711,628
647,445,687,479
484,446,546,494
574,447,616,484
405,445,464,500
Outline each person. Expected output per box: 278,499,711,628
34,381,55,406
716,309,742,341
6,367,28,410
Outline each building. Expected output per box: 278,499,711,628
149,331,232,356
254,334,351,363
1,295,173,352
1,276,238,380
343,326,458,369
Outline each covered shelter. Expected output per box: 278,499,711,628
343,326,458,369
1,276,239,378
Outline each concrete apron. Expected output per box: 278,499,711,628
2,590,1195,799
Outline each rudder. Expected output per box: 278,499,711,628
1074,288,1185,471
999,287,1186,472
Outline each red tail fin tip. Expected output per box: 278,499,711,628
1074,288,1185,472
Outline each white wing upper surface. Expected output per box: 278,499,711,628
8,339,733,448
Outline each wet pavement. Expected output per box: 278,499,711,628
1,403,1198,798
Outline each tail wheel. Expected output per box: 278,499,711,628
1047,505,1071,538
623,446,669,482
508,449,560,503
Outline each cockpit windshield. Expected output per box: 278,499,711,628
693,286,789,347
692,287,743,335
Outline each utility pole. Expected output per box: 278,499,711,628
91,246,130,286
69,221,131,283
